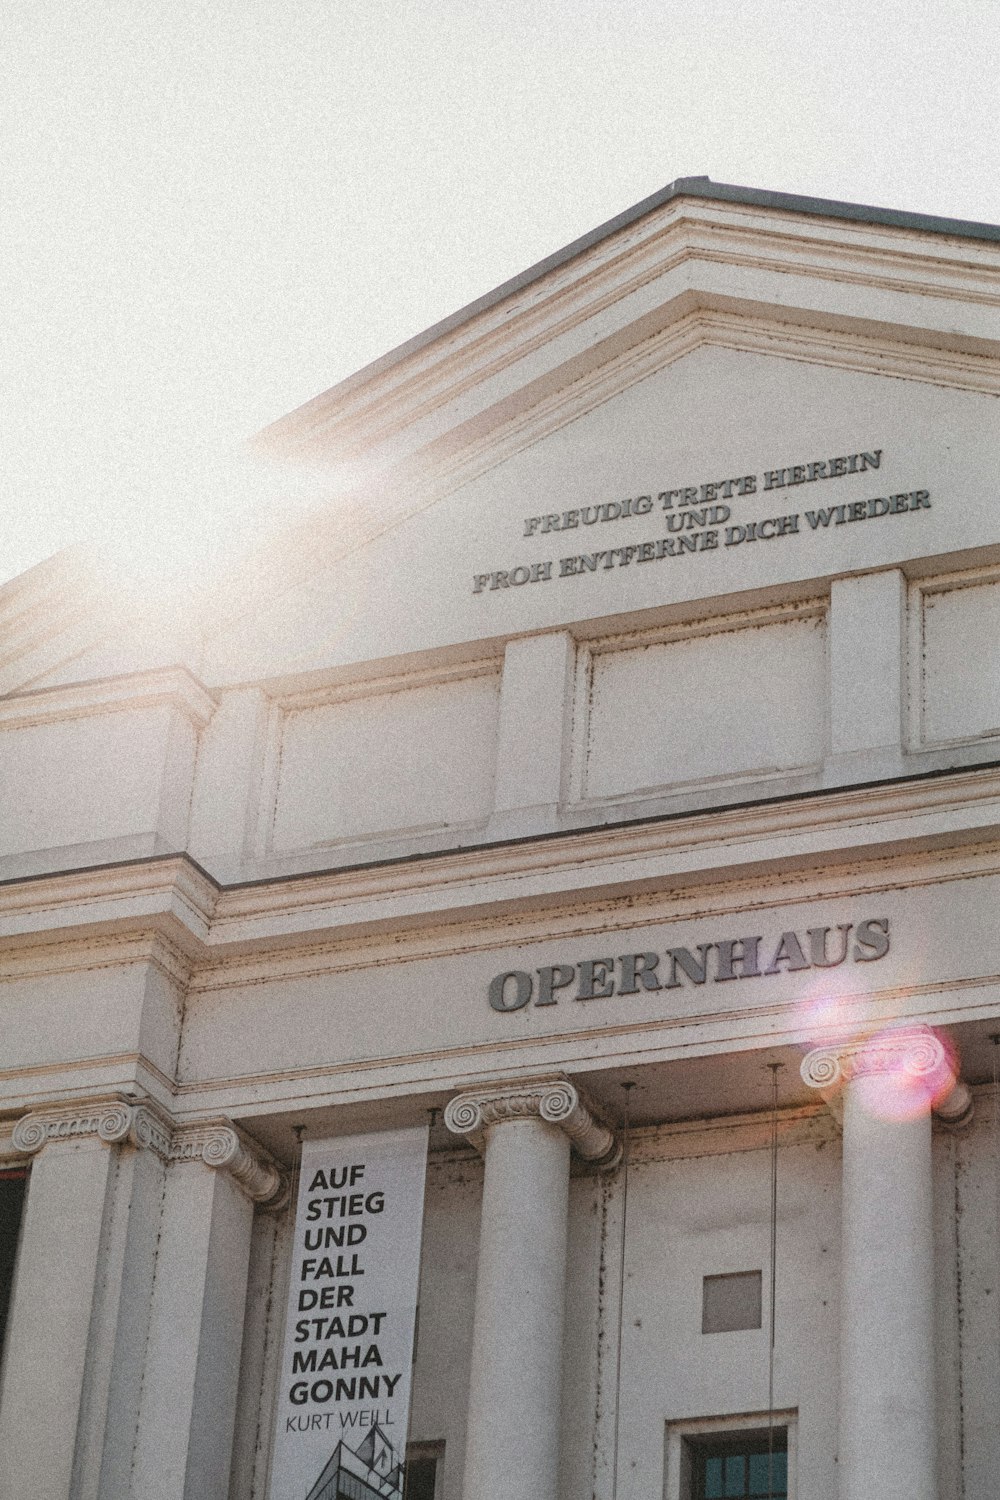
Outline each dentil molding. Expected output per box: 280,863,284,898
444,1075,619,1166
9,1094,286,1205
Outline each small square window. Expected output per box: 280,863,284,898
403,1458,437,1500
702,1270,762,1334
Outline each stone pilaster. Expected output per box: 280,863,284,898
127,1117,284,1500
0,1102,126,1500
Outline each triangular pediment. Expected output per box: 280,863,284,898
0,548,210,698
189,182,1000,681
202,318,1000,684
259,177,1000,478
0,550,110,697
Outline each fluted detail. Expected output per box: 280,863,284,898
444,1076,619,1166
130,1105,174,1159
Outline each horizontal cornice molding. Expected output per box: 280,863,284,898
0,856,218,954
0,930,193,984
4,768,1000,961
0,666,217,732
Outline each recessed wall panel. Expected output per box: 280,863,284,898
580,608,826,802
0,705,182,858
920,577,1000,746
270,668,501,850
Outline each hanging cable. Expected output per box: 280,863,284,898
611,1082,634,1500
766,1064,782,1500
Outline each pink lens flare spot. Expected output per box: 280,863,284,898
852,1029,959,1122
793,982,858,1053
853,1068,932,1122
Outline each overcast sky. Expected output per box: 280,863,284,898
4,0,999,592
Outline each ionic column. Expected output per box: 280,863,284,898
801,1026,971,1500
0,1096,172,1500
445,1077,617,1500
128,1120,284,1500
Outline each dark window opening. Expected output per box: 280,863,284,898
402,1455,437,1500
686,1427,788,1500
0,1171,27,1357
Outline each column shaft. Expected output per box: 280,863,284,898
463,1116,571,1500
87,1147,168,1500
838,1083,937,1500
0,1138,115,1500
128,1161,255,1500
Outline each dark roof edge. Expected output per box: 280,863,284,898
2,754,1000,899
259,176,1000,441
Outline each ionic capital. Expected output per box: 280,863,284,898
169,1120,286,1205
444,1076,619,1166
801,1025,972,1124
9,1096,287,1204
11,1095,173,1159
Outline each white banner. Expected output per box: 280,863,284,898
268,1125,429,1500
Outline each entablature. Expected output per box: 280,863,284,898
3,764,1000,960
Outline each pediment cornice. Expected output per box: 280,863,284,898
0,549,110,698
260,196,1000,472
387,305,1000,514
211,300,1000,638
0,665,217,732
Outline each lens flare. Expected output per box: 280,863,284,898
795,964,962,1125
793,977,860,1051
851,1028,959,1122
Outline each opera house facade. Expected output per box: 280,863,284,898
2,178,1000,1500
